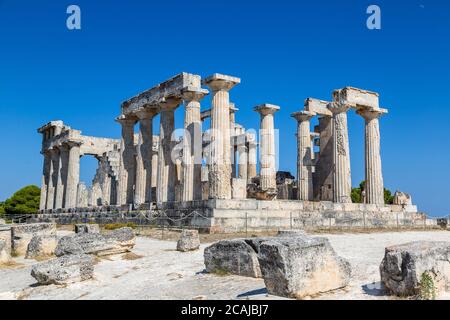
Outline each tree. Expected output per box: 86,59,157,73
351,181,394,204
3,185,40,215
0,202,5,215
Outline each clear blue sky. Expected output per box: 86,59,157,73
0,0,449,216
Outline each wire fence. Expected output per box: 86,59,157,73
2,210,449,239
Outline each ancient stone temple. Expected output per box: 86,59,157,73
37,73,426,232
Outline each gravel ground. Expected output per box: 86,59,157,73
0,230,448,300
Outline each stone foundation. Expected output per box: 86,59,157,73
29,200,436,233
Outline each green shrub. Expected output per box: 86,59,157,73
419,271,436,300
3,185,40,215
351,181,394,204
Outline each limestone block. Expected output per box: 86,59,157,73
11,223,56,256
75,224,100,234
55,227,135,257
333,87,379,109
201,181,209,200
393,191,412,206
342,203,359,211
25,235,57,259
231,178,247,200
277,230,306,237
176,229,200,252
0,225,11,255
0,239,11,264
0,218,5,225
258,236,351,299
31,254,94,285
404,205,418,213
204,238,274,278
304,98,332,116
380,241,450,297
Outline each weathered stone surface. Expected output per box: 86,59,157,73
0,225,11,255
74,224,100,234
176,229,200,252
258,236,351,299
277,230,306,237
11,223,56,256
204,238,273,278
26,235,57,259
55,227,135,257
31,254,94,285
0,239,11,264
393,191,412,206
231,178,247,200
0,218,5,225
380,241,450,297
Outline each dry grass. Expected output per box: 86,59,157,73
0,260,24,269
121,252,143,261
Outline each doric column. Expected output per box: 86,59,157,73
328,103,352,203
237,143,248,182
230,103,238,178
357,107,388,204
255,104,280,191
203,74,240,199
116,116,137,207
64,142,81,209
247,133,257,184
46,149,60,210
151,137,159,195
39,151,51,211
54,145,70,210
156,99,180,204
134,110,157,206
291,111,316,200
181,88,208,202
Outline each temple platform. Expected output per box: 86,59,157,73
31,199,437,233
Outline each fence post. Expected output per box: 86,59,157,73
396,212,399,229
290,212,293,230
245,212,248,238
363,211,366,230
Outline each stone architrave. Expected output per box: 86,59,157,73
181,88,208,202
328,101,352,203
254,104,280,192
357,107,388,205
116,116,137,207
203,74,240,200
134,109,158,206
291,110,316,201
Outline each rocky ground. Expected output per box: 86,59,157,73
0,230,449,300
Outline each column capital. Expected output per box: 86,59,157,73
229,103,239,113
135,107,159,120
357,107,388,121
115,115,137,126
291,110,316,122
159,96,182,111
327,102,352,115
254,103,280,116
202,73,240,92
181,87,209,102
